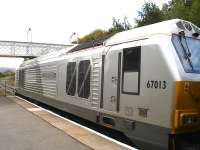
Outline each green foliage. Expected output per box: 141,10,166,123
135,2,165,27
0,72,6,78
78,17,132,43
108,17,132,34
165,0,200,27
189,0,200,27
78,0,200,44
0,71,15,79
164,0,191,20
134,0,200,28
78,29,110,44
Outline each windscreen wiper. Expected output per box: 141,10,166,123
178,31,194,70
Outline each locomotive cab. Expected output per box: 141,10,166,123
170,21,200,150
102,19,200,150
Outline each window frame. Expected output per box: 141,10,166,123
18,69,22,88
66,62,77,96
19,69,25,88
77,59,91,99
121,46,141,95
171,34,200,74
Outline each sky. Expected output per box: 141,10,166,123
0,0,169,69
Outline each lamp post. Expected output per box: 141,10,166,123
26,28,32,56
27,28,32,42
69,32,79,44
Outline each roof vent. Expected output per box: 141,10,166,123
184,22,192,31
176,21,185,30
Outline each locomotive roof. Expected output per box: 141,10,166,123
69,19,200,50
104,19,200,46
68,35,112,53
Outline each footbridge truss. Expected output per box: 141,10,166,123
0,40,74,58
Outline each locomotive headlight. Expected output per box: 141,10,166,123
182,115,197,125
180,113,200,127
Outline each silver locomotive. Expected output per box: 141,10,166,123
16,19,200,150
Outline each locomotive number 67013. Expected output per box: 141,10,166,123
146,80,167,89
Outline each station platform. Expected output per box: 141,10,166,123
0,96,132,150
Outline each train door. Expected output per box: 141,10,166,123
103,50,122,112
102,46,141,112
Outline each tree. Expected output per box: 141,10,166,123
108,17,132,34
164,0,191,20
162,0,200,27
135,2,165,27
78,17,132,43
189,0,200,27
77,0,200,44
78,29,110,43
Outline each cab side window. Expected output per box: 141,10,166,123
19,69,25,88
66,62,76,96
123,48,140,72
78,60,91,99
122,46,141,95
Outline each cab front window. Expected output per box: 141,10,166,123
172,34,200,73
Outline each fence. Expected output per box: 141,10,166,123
0,77,15,96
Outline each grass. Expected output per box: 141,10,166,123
0,89,5,96
0,75,15,96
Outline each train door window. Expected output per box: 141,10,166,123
78,60,91,99
19,70,22,88
19,69,25,88
66,62,76,96
122,46,141,95
22,69,25,88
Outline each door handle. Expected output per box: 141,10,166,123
110,96,116,103
111,76,118,83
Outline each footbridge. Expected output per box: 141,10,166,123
0,40,74,58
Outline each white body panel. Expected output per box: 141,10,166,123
103,48,121,112
123,72,139,93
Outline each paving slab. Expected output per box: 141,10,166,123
0,96,91,150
